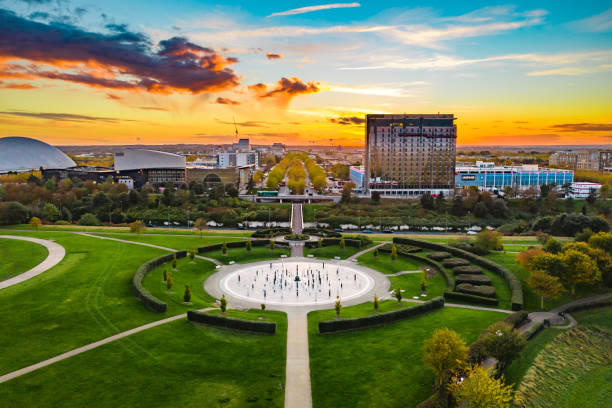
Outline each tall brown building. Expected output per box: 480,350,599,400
364,114,457,197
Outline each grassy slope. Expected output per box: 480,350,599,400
0,231,230,375
503,329,560,387
0,238,48,281
2,224,252,236
308,307,505,408
201,246,290,264
389,272,446,301
304,244,371,260
0,313,287,408
357,251,424,274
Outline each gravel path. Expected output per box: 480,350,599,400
0,235,65,290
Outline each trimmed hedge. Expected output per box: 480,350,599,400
394,237,524,310
251,227,291,238
427,252,451,261
456,283,496,298
302,227,341,238
442,258,471,268
187,310,276,334
402,253,454,289
562,298,612,313
452,265,484,275
198,240,270,254
318,296,444,334
444,291,499,306
132,251,187,313
455,274,492,286
320,238,364,248
503,310,529,329
523,320,547,340
379,243,422,255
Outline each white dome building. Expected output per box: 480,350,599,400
0,137,76,173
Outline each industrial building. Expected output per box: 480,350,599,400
549,150,612,171
455,161,574,193
113,149,186,187
363,114,457,197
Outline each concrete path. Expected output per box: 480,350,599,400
400,298,513,314
0,235,66,290
79,232,222,265
284,311,312,408
0,308,214,384
347,242,385,261
388,270,422,276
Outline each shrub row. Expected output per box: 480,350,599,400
562,298,612,313
319,238,364,248
456,283,496,298
132,251,187,313
444,291,499,306
319,296,444,334
378,243,422,254
427,252,451,260
442,258,471,268
394,237,524,310
302,227,341,238
187,310,276,334
197,240,271,254
522,320,547,340
455,274,492,286
251,227,291,238
452,265,483,275
450,241,490,256
503,310,529,329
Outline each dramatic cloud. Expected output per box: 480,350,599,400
0,9,240,94
106,93,121,100
0,81,36,89
216,97,240,105
0,111,137,123
268,3,360,17
215,118,275,127
550,123,612,132
249,77,320,105
265,53,283,60
329,116,365,125
139,106,169,111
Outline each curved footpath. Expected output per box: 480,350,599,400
0,235,65,290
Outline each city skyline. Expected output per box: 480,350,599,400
0,1,611,146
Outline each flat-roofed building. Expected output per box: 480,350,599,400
113,149,185,187
550,150,612,171
364,114,456,197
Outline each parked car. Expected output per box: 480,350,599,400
361,229,373,234
334,227,343,232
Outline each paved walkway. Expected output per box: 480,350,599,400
347,242,385,261
0,308,214,384
0,235,66,290
400,298,513,314
284,310,312,408
388,270,422,276
79,233,222,265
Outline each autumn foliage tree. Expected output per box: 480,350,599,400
526,270,565,309
449,365,515,408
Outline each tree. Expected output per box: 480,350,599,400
193,217,207,237
341,182,355,203
246,240,252,252
371,190,381,204
78,213,100,226
166,275,173,291
543,238,563,254
373,295,379,311
475,230,503,251
451,196,465,216
163,266,168,282
129,220,145,234
473,201,488,218
331,163,349,180
183,285,191,303
339,236,345,250
318,238,322,248
335,297,341,316
29,216,42,230
589,232,612,254
420,269,427,293
449,364,515,408
393,287,402,302
270,239,275,251
526,270,565,309
422,328,468,390
480,322,526,371
42,202,60,222
391,244,397,261
586,189,597,205
171,253,177,270
435,192,445,211
420,192,434,210
189,248,195,262
220,294,227,312
222,242,227,255
560,249,601,294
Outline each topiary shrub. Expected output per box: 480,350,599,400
452,265,483,275
427,252,451,261
455,274,492,285
503,311,529,329
444,291,499,306
456,283,496,298
442,258,470,268
187,311,276,334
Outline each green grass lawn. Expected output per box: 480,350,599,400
503,329,560,387
93,233,243,251
389,271,446,301
201,246,290,264
0,314,287,407
315,300,415,321
304,244,372,260
142,257,218,314
2,224,252,236
308,307,505,408
357,251,424,274
0,238,48,281
485,252,612,311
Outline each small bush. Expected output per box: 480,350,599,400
246,240,252,251
427,252,451,261
166,275,173,290
220,294,227,312
442,258,470,268
183,285,191,302
452,265,483,275
445,291,499,306
455,274,492,285
78,213,100,226
373,295,379,311
187,311,276,334
456,283,496,298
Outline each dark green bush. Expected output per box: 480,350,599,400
427,252,451,260
442,258,471,268
563,299,612,313
319,296,444,333
302,227,341,237
251,227,291,238
452,265,483,275
132,251,187,312
444,291,499,306
503,311,529,329
456,283,496,298
455,274,492,285
187,311,276,334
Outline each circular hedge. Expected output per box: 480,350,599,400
284,234,309,241
442,258,471,268
427,252,451,261
452,265,483,275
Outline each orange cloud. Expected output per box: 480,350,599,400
249,77,320,106
265,53,283,60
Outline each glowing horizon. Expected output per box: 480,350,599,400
0,1,611,147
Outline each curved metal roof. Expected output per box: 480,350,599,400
0,137,76,173
113,149,185,171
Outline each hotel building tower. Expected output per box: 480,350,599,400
364,114,457,197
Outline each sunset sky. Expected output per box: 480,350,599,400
0,0,611,146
